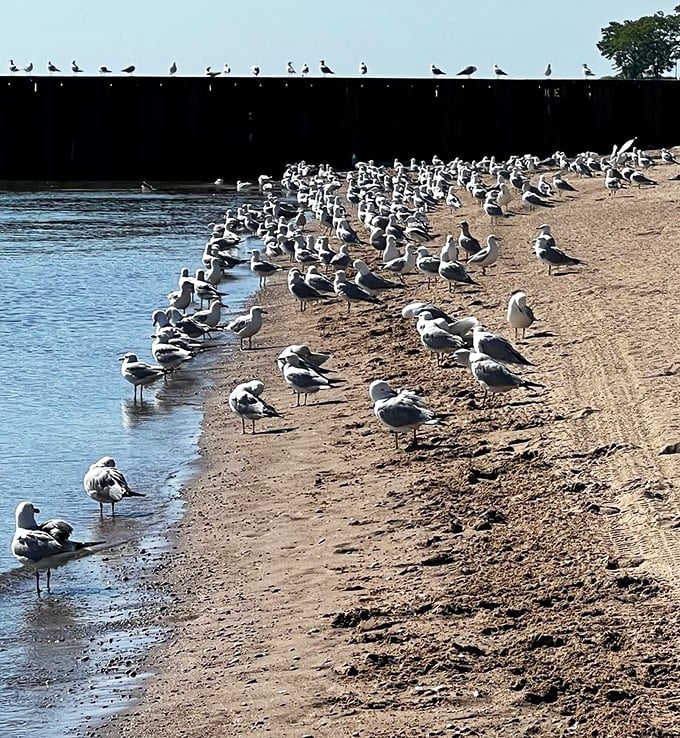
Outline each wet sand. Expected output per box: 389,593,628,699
94,171,680,738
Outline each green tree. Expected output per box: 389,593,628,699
597,6,680,79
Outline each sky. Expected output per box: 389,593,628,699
0,0,677,79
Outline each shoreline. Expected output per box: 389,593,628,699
93,173,680,737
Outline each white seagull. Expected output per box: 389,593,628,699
455,351,544,407
250,248,282,287
226,305,266,349
369,380,440,449
279,353,341,406
506,290,536,339
12,501,103,593
83,457,145,517
119,352,166,401
228,380,281,434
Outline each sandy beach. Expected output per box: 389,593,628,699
94,169,680,738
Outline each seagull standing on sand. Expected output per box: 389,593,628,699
119,352,166,401
582,63,595,78
534,225,584,275
12,501,103,594
334,270,381,313
319,60,334,75
431,64,446,76
228,380,281,434
279,353,341,406
507,291,536,339
467,235,500,275
454,351,544,407
493,64,508,77
457,65,477,78
369,380,440,449
472,324,533,366
288,269,330,311
83,457,145,517
226,306,267,349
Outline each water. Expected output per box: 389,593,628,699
0,186,261,737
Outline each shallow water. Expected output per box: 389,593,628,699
0,186,261,737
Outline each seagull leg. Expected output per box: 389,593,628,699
296,393,300,407
46,568,51,591
346,302,351,314
35,571,41,594
394,433,399,450
241,417,246,434
112,502,116,517
99,502,104,519
412,429,418,447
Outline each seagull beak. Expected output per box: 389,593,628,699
33,506,40,514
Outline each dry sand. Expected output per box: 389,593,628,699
95,169,680,738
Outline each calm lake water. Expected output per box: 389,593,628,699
0,186,262,737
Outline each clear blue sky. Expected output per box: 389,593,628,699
0,0,676,78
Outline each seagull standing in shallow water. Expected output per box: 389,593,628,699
119,352,166,401
83,457,145,517
12,501,103,593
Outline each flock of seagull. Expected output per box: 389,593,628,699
7,59,603,79
12,135,678,593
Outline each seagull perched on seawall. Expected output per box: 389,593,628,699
319,60,334,75
226,306,266,349
83,457,145,517
493,64,508,77
431,64,446,76
169,61,177,75
12,501,103,593
544,63,552,77
359,61,367,75
47,60,60,74
286,61,295,75
8,60,19,75
582,63,595,78
228,380,281,434
369,380,440,449
119,352,166,401
99,65,112,74
206,66,221,77
23,62,33,74
71,60,83,74
301,63,309,77
457,65,477,78
121,65,136,75
507,291,536,339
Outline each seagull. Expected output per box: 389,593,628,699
359,61,367,75
301,63,309,77
661,148,679,165
23,62,33,74
521,182,553,210
507,291,536,339
380,243,417,282
47,60,60,74
493,64,508,77
71,60,83,74
544,63,552,77
458,221,481,258
319,60,334,75
121,65,135,75
250,249,283,288
12,501,103,593
251,65,260,76
277,345,332,374
223,63,230,75
288,269,330,311
534,228,584,275
206,66,221,77
83,457,145,517
369,380,440,449
151,337,195,372
333,270,381,313
354,259,405,296
604,167,624,195
552,173,577,197
456,65,477,78
582,63,595,78
8,59,19,75
118,352,166,401
286,61,295,75
438,250,478,291
466,235,500,275
279,352,341,406
226,306,267,349
472,325,533,366
456,351,544,407
228,380,281,434
99,65,112,74
630,170,657,188
169,61,177,75
431,64,446,76
417,312,466,366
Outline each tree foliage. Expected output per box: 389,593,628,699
597,6,680,79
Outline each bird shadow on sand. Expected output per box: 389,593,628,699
551,270,582,277
526,331,555,339
252,426,297,435
300,398,345,408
